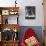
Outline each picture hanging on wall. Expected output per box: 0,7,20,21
25,6,36,19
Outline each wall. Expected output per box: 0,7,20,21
18,0,44,26
0,0,44,26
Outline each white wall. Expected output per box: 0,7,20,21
18,0,44,26
0,0,44,26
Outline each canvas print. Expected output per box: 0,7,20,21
2,16,18,24
25,6,36,19
1,28,18,41
1,28,13,41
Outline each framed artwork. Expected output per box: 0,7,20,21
2,16,8,24
2,16,18,24
1,28,18,41
9,10,18,15
25,6,36,19
1,28,13,41
8,16,18,24
2,10,9,15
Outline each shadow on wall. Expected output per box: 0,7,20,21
18,26,44,44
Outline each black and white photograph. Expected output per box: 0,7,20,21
25,6,36,19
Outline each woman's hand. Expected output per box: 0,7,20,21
25,36,38,46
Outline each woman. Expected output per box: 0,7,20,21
21,28,41,46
